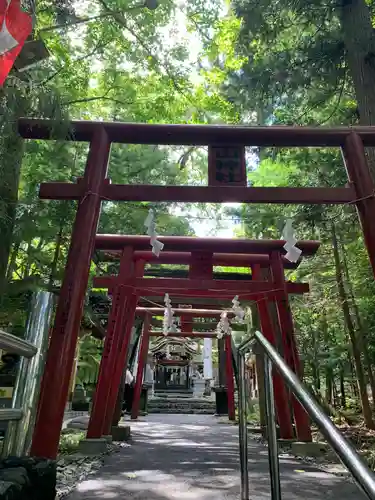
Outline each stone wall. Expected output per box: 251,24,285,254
0,456,56,500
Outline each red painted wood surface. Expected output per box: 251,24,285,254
189,251,213,279
102,261,145,435
252,264,294,439
131,314,151,420
39,182,355,205
18,117,375,147
102,293,138,434
93,275,309,296
343,133,375,279
107,250,300,269
31,128,110,458
178,253,214,334
94,235,320,255
208,145,247,186
270,252,312,442
30,127,111,459
225,335,236,421
132,277,282,291
87,246,134,438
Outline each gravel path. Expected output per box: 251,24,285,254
66,414,366,500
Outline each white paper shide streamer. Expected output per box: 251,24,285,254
282,219,302,263
163,294,179,336
144,209,164,257
216,311,231,339
231,295,245,322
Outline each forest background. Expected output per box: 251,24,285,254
2,0,375,446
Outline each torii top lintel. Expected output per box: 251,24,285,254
94,234,320,256
18,118,375,147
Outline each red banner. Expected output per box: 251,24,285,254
0,0,32,86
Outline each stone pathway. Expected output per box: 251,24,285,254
66,414,367,500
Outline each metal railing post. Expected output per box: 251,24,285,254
238,351,249,500
237,331,375,500
2,291,54,457
263,354,282,500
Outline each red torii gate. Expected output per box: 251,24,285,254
85,238,318,443
130,309,237,422
19,118,375,459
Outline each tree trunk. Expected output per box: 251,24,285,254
348,355,359,397
112,379,125,427
23,242,32,279
325,368,333,405
340,365,347,408
321,311,333,404
254,343,267,433
332,224,375,428
333,381,340,408
311,328,321,392
49,217,65,289
0,132,24,298
251,300,267,432
340,239,375,404
339,0,375,179
6,241,20,281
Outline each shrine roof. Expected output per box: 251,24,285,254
95,234,320,256
18,118,375,147
150,337,198,354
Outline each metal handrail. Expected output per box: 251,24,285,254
238,330,375,500
0,291,54,457
0,409,23,421
0,330,37,358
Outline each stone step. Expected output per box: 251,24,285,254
149,398,215,405
149,393,216,415
153,392,194,399
149,397,215,404
147,401,216,409
148,408,215,414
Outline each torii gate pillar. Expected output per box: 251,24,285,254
30,128,111,459
86,246,134,439
252,264,294,439
270,251,312,441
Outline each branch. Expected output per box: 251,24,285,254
97,0,209,119
39,40,112,86
318,67,348,126
37,6,141,33
63,95,132,107
177,146,198,169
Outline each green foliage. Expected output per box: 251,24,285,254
59,430,86,455
76,335,103,386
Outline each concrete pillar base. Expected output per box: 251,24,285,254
78,438,108,455
291,441,328,457
247,426,263,434
102,434,113,443
111,425,131,441
277,438,296,448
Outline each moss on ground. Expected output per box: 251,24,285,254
59,429,85,455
